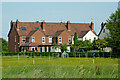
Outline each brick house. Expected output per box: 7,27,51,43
8,19,98,52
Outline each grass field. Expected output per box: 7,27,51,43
2,56,118,78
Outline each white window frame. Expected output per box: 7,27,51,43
49,36,52,43
59,37,62,43
68,37,71,43
42,37,45,43
32,37,35,42
15,36,16,42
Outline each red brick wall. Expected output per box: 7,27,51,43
8,26,19,52
57,31,71,45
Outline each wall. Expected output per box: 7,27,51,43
83,31,98,42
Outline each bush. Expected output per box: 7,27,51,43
68,52,85,57
2,52,62,57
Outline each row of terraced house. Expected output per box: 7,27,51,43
8,19,98,52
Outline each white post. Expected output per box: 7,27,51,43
18,53,19,61
93,59,94,64
33,59,35,65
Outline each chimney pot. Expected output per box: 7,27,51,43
67,21,71,31
90,21,94,30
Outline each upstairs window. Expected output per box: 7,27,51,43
15,36,16,42
32,37,35,42
21,27,26,30
59,37,62,43
49,36,52,43
22,36,26,42
35,27,40,30
69,37,71,43
42,37,45,43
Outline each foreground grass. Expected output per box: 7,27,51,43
2,56,118,78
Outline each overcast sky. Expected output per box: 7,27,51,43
1,2,119,41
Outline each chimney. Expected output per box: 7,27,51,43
16,19,20,30
90,21,94,30
10,20,13,27
67,21,71,31
42,20,45,31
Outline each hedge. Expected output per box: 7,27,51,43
2,52,62,57
2,51,115,58
68,51,111,57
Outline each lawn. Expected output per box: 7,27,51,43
2,56,118,78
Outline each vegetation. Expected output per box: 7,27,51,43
1,38,8,52
105,9,120,57
2,56,118,78
92,39,108,50
53,43,67,53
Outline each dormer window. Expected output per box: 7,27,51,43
35,27,40,30
21,27,26,30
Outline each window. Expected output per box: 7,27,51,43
49,36,52,43
103,29,105,33
15,36,16,42
69,37,71,43
94,37,96,39
21,27,26,30
59,37,62,43
32,37,35,42
42,37,45,43
22,36,26,42
35,27,40,30
15,45,16,52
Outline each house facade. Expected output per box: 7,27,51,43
98,22,109,39
8,19,98,52
98,22,112,52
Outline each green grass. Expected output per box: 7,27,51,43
2,56,118,78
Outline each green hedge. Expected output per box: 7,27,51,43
2,52,62,57
68,52,85,57
2,52,113,58
68,51,111,57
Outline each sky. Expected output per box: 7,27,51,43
1,2,119,41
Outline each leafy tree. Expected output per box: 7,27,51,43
1,38,8,52
92,39,101,50
53,43,67,53
59,44,67,53
53,42,59,49
105,9,120,56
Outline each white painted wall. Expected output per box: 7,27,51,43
78,30,98,42
99,26,109,39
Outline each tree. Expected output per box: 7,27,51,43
105,9,120,56
1,38,8,52
74,32,78,45
53,43,67,53
59,44,67,53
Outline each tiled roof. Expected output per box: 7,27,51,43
78,31,89,38
12,21,97,37
54,30,64,37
